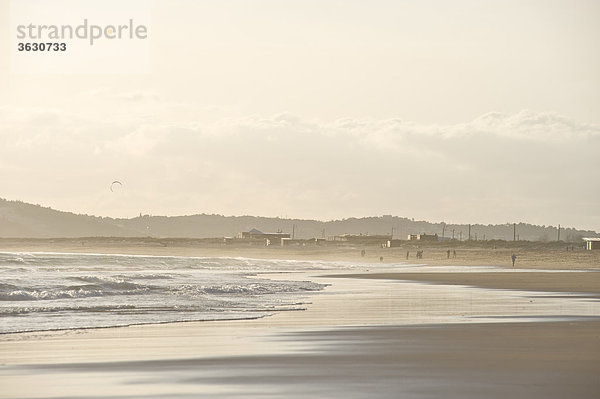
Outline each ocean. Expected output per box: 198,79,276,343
0,252,338,334
3,251,598,335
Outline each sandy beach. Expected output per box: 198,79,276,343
1,241,599,398
333,271,600,296
3,321,599,399
1,237,600,269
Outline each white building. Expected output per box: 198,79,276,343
582,237,600,250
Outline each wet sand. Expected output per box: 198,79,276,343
1,243,600,398
332,271,600,296
3,321,599,399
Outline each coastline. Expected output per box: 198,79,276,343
2,236,600,270
1,244,599,398
329,271,600,296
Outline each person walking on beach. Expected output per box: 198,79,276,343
511,254,517,267
447,249,451,259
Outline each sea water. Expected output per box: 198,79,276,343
0,252,336,334
3,252,598,334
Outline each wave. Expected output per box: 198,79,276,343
0,252,332,333
0,313,273,335
0,304,138,315
169,280,326,297
0,278,324,302
0,276,152,301
1,288,105,301
70,275,148,289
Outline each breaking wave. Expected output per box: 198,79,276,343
0,252,329,333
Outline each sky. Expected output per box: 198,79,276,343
1,0,599,231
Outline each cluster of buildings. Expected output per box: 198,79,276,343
234,229,600,250
234,229,442,248
235,228,325,246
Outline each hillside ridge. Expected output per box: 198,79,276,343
1,198,597,241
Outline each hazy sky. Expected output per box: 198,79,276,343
1,0,599,230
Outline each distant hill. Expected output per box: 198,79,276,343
0,199,139,237
1,198,598,241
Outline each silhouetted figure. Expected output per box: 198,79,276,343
380,256,384,262
446,249,450,259
406,251,409,260
361,249,366,257
511,254,517,267
453,250,456,258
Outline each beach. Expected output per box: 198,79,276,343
4,1,599,397
1,240,599,398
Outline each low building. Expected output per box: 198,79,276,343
582,237,600,250
386,239,403,248
330,234,391,243
407,233,438,242
282,238,327,246
238,228,291,244
281,238,301,246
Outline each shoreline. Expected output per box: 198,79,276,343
2,237,600,270
2,246,599,337
328,271,600,297
2,247,600,398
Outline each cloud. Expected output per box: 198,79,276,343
0,102,598,230
86,88,161,102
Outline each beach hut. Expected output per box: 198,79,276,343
407,234,438,242
386,239,402,248
582,237,600,250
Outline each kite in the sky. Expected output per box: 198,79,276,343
110,181,123,192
